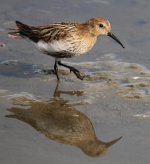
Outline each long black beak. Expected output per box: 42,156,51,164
108,32,125,48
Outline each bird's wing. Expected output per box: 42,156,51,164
9,21,78,43
37,23,80,54
38,23,78,42
8,21,83,54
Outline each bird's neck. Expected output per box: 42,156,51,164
82,23,98,37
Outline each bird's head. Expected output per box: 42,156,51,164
86,17,125,48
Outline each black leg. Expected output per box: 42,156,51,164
57,61,85,80
54,60,59,81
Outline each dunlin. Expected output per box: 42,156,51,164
9,17,125,81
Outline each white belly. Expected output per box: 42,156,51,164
36,37,96,56
37,40,71,53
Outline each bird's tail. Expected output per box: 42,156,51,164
8,21,32,39
8,21,39,42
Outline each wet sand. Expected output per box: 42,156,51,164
0,0,150,164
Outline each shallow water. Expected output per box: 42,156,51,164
0,0,150,164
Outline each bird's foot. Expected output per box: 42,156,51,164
69,67,85,80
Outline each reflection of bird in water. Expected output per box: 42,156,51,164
6,85,122,157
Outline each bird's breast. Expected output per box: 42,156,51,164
76,37,97,55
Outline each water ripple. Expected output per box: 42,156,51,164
65,54,150,100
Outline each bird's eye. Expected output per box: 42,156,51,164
99,24,104,28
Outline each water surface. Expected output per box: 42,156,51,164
0,0,150,164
